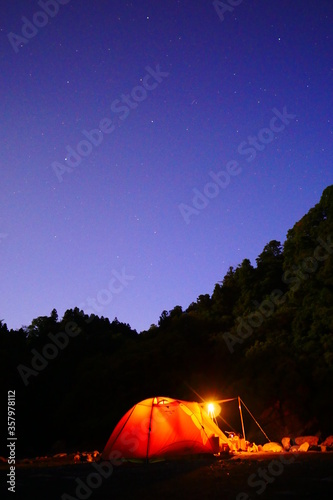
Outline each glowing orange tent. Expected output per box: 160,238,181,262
102,396,230,461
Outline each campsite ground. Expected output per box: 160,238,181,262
2,452,333,499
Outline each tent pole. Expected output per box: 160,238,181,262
146,398,155,464
240,398,271,442
238,396,246,441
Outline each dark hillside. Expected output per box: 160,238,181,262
1,186,333,456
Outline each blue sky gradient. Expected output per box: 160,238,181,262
1,0,332,331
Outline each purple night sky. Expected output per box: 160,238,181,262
1,0,332,333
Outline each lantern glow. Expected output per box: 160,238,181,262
208,403,215,415
206,402,221,419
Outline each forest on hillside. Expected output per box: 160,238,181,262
1,185,333,457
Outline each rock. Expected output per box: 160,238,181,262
321,436,333,447
298,442,309,452
309,445,320,452
262,442,284,452
281,437,291,450
257,445,263,452
290,445,299,452
51,440,67,454
320,445,327,452
295,436,319,446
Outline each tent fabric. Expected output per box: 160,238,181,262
102,396,230,461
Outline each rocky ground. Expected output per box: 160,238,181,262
1,451,333,500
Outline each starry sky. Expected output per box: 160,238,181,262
1,0,332,332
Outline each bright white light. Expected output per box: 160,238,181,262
206,402,221,419
208,403,214,415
